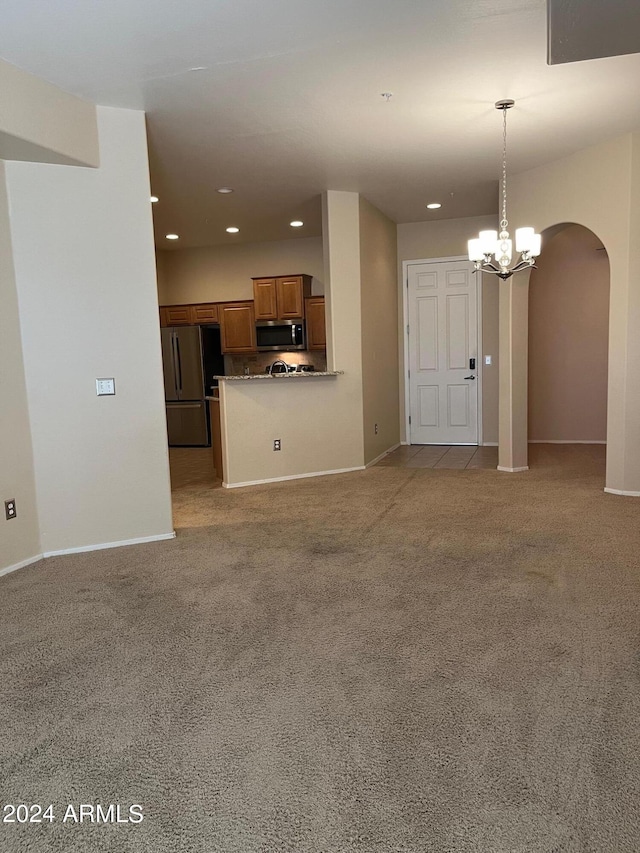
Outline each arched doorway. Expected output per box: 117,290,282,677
527,223,610,476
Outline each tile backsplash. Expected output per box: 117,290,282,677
224,350,327,376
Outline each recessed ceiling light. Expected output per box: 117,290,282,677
226,226,240,234
150,195,159,203
166,234,179,240
290,220,304,227
217,187,234,194
426,203,442,209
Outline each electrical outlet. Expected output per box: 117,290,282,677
273,439,281,451
374,423,378,434
5,499,17,520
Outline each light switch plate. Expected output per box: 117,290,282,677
484,355,492,366
96,378,115,396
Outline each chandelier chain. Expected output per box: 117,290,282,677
501,106,508,231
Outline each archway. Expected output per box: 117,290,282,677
527,223,610,477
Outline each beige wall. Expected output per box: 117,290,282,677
529,225,610,442
507,133,640,492
359,198,400,463
7,106,174,553
221,191,367,486
626,134,640,493
0,163,41,572
155,249,168,301
397,215,498,263
481,276,500,444
323,191,363,385
0,59,100,572
0,58,98,168
157,236,325,305
397,215,500,444
498,273,530,471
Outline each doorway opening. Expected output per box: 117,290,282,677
527,223,610,479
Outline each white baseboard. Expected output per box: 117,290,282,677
482,442,498,447
604,488,640,497
529,440,607,445
223,465,365,489
0,553,44,579
43,531,176,558
366,443,401,468
497,466,529,473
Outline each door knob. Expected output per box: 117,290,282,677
464,375,476,380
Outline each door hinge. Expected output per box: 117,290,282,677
406,324,410,336
408,415,412,425
408,369,410,378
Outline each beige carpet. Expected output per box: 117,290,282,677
2,445,640,852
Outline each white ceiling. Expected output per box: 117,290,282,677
1,0,639,248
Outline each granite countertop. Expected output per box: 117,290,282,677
215,371,343,381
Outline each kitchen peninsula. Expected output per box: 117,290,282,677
209,369,357,488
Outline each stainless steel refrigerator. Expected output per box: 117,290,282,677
161,325,223,446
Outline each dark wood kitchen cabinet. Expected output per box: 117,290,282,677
252,275,312,320
219,301,257,353
252,278,278,320
192,302,219,323
162,304,195,326
277,275,311,319
305,296,326,350
160,302,220,327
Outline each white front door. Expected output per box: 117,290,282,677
407,259,479,445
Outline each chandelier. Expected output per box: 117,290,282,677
468,100,541,280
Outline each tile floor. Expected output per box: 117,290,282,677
168,444,499,492
169,447,221,490
375,444,498,470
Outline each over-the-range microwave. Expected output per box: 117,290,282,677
256,320,306,351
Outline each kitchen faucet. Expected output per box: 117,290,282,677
268,359,290,374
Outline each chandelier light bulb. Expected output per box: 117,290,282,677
515,227,534,253
529,234,542,257
478,230,498,254
468,239,484,262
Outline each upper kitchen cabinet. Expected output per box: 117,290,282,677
252,275,312,321
277,276,312,319
305,297,326,350
160,302,220,327
253,278,278,320
192,303,219,324
163,305,195,326
219,301,257,353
